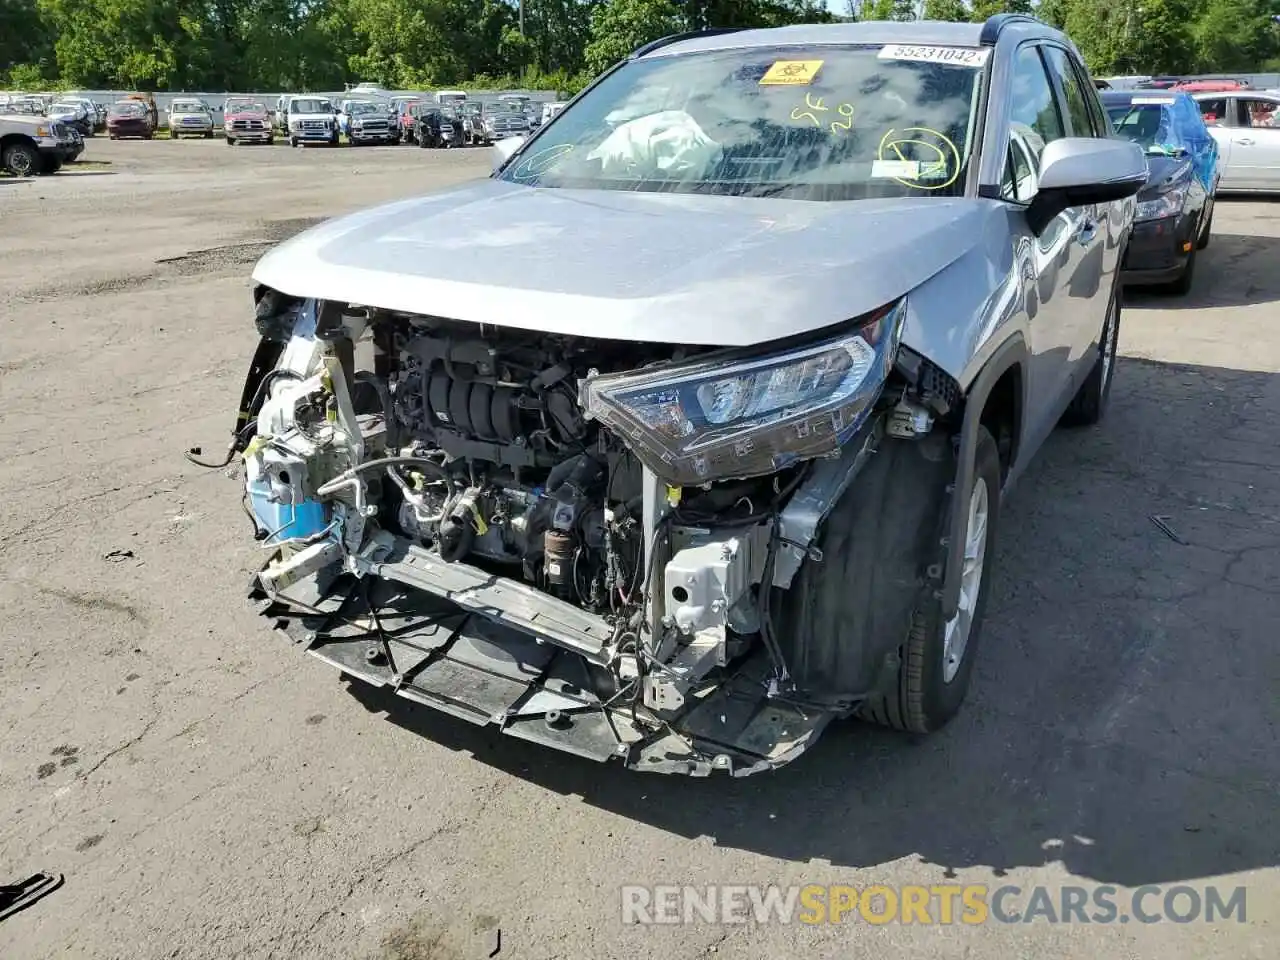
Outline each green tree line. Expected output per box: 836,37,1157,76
0,0,833,92
2,0,1278,93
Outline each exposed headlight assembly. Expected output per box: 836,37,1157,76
1135,184,1187,222
580,299,906,486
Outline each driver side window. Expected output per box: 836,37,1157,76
1002,45,1066,202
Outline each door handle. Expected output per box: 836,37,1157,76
1235,137,1255,145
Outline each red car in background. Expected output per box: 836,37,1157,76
395,100,424,144
223,100,274,145
1173,79,1250,94
106,100,154,139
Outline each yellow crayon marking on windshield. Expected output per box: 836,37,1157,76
877,127,961,190
791,94,855,134
790,92,828,127
829,102,855,135
761,60,825,85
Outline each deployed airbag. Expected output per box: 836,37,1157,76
587,110,723,178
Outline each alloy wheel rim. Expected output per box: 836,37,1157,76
942,480,989,684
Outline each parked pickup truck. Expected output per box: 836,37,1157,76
224,100,274,145
0,113,79,175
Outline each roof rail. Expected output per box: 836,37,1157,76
630,28,748,60
978,13,1042,46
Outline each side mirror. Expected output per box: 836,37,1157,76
1028,137,1148,235
492,135,527,173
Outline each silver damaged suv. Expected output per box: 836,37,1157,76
213,16,1147,776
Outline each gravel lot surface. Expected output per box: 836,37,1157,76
1,138,1277,960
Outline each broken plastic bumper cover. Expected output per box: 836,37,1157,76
248,545,835,777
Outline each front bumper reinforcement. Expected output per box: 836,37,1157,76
250,560,835,777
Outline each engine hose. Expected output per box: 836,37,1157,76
316,456,456,498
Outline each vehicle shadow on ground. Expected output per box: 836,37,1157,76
347,357,1279,888
1129,229,1280,309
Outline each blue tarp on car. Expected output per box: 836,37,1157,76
1103,91,1219,193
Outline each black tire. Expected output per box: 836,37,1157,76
857,426,1002,733
2,140,39,176
290,137,299,148
1168,245,1197,296
204,131,213,139
1196,208,1213,250
1061,284,1121,427
226,136,235,145
38,153,62,175
266,136,274,146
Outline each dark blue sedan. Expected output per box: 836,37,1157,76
1102,91,1219,295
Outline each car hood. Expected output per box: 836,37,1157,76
252,179,988,347
226,111,268,120
1138,153,1192,199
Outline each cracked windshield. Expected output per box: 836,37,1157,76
500,44,986,199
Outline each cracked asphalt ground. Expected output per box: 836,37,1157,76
1,139,1277,960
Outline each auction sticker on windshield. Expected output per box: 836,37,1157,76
760,60,825,85
871,160,922,179
1132,97,1176,104
878,45,990,68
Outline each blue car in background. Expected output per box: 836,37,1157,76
1102,91,1219,295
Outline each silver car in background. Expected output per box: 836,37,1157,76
1192,90,1280,193
216,16,1145,777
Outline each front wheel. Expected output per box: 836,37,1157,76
290,137,299,148
1196,208,1213,250
2,141,39,176
858,426,1002,733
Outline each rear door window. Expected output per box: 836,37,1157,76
1238,98,1280,128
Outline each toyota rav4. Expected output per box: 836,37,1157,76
206,17,1146,777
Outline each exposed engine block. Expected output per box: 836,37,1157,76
377,319,680,612
390,324,592,470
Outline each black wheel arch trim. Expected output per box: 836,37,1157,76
941,332,1029,621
